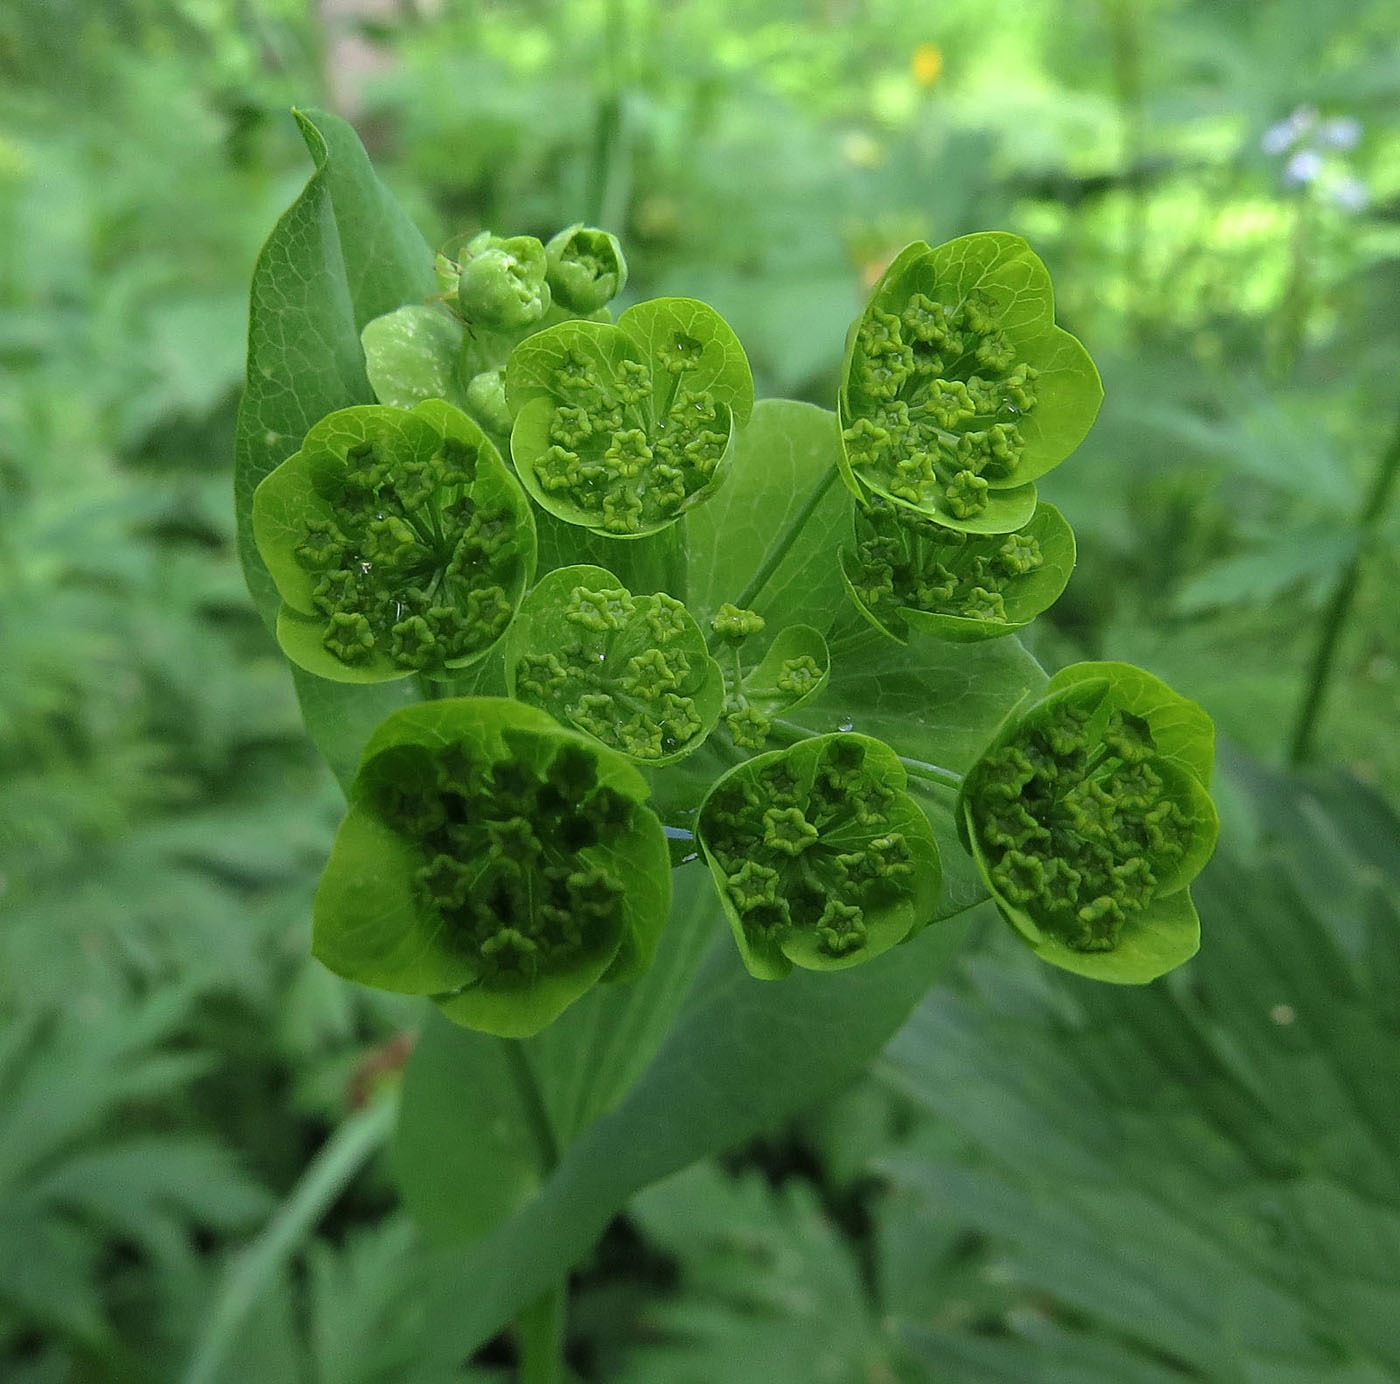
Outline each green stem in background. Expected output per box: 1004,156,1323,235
1103,0,1148,300
1272,187,1317,378
731,464,841,615
1289,414,1400,766
587,0,636,231
182,1093,397,1384
768,719,964,791
517,1280,568,1384
502,1040,566,1382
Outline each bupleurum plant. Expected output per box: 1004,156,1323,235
238,122,1219,1042
231,113,1231,1380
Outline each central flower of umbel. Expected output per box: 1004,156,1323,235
312,699,670,1037
252,399,535,683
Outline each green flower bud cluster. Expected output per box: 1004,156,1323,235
507,565,724,764
253,402,535,683
376,734,632,979
531,347,730,535
842,290,1039,519
301,439,518,672
837,236,1102,535
850,494,1042,626
711,604,773,748
545,225,628,314
698,734,942,978
507,299,753,539
456,232,552,331
312,699,670,1037
961,667,1218,977
707,608,831,750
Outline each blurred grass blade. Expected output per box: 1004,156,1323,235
182,1093,397,1384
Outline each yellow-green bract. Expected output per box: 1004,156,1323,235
697,733,943,979
958,662,1219,983
838,234,1102,534
251,399,536,683
312,698,671,1038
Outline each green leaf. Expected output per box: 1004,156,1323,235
505,298,753,538
617,1163,886,1382
253,399,536,684
838,233,1102,533
361,305,469,412
393,865,720,1243
503,565,725,764
312,698,670,1037
234,108,435,632
842,499,1076,643
881,762,1400,1381
697,734,943,978
406,903,974,1371
684,399,853,631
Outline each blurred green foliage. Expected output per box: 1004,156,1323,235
2,0,1399,1377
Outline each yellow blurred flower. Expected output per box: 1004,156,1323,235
912,43,943,87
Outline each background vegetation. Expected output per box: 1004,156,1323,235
2,0,1398,1378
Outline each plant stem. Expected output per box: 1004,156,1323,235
731,464,841,614
183,1093,396,1384
516,1279,568,1384
501,1037,559,1173
1289,414,1400,765
768,719,963,790
502,1040,566,1382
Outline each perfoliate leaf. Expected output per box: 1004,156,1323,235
684,399,852,632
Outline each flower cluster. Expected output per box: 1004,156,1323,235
313,700,670,1037
705,606,828,750
381,736,631,975
509,567,722,763
531,346,730,534
842,289,1040,520
962,668,1217,975
699,734,942,977
253,402,534,683
848,494,1041,624
506,299,753,538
